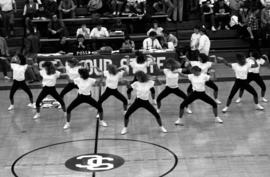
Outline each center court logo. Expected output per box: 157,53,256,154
65,153,125,172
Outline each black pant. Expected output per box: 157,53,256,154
127,77,155,99
67,94,103,122
60,82,78,98
124,98,162,127
239,73,266,98
98,87,128,110
226,79,258,106
36,86,66,113
187,80,218,98
157,86,187,109
9,80,33,105
180,91,217,117
0,58,9,76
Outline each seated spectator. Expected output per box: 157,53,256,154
261,1,270,40
213,0,231,30
87,0,103,14
43,0,58,18
227,0,244,15
56,36,71,53
161,29,178,48
143,31,162,50
90,21,109,38
0,0,16,37
121,35,135,50
23,0,39,33
126,0,146,15
76,24,91,39
111,19,127,33
73,34,90,55
76,0,88,7
147,20,164,36
47,14,66,38
160,0,174,21
229,15,249,38
200,0,216,31
58,0,76,19
111,0,127,16
0,35,10,79
190,25,201,60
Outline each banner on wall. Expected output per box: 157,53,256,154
37,52,176,77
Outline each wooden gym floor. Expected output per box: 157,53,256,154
1,79,270,177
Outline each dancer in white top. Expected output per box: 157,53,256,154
235,50,268,103
60,58,81,99
175,66,223,125
187,53,221,104
63,68,104,129
126,52,156,103
33,61,66,119
121,71,167,135
97,64,128,120
8,54,35,111
217,54,264,113
156,58,192,114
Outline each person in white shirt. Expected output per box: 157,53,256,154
8,54,34,111
143,31,162,50
90,22,109,38
59,58,81,99
235,50,269,103
198,26,211,56
126,52,156,103
190,25,201,60
97,64,128,120
156,58,192,113
175,66,223,125
146,20,164,36
121,71,167,135
0,0,16,37
63,68,104,129
217,54,264,113
187,53,221,104
76,24,90,39
33,61,66,119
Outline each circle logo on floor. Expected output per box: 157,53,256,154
65,153,125,172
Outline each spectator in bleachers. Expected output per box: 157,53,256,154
200,0,216,31
0,0,16,37
23,0,39,33
121,35,135,50
198,26,211,56
43,0,58,18
126,0,146,16
246,6,260,49
152,0,174,21
76,24,90,39
0,35,10,79
76,0,88,7
47,14,66,38
73,34,89,55
111,0,127,16
90,21,109,38
172,0,183,22
111,19,127,33
147,20,163,36
190,25,201,60
87,0,103,14
227,0,244,15
261,1,270,40
57,36,71,53
58,0,76,19
213,0,231,30
143,31,162,50
23,27,41,83
161,29,178,48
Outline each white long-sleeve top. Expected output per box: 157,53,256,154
198,34,211,56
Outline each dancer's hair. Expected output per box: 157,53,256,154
198,53,209,63
17,54,27,65
67,58,79,67
78,68,90,80
42,61,56,75
135,71,149,83
107,64,118,75
165,58,180,71
236,54,246,66
190,66,202,74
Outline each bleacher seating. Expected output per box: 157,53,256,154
1,0,269,58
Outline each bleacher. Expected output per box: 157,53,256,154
2,0,270,59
